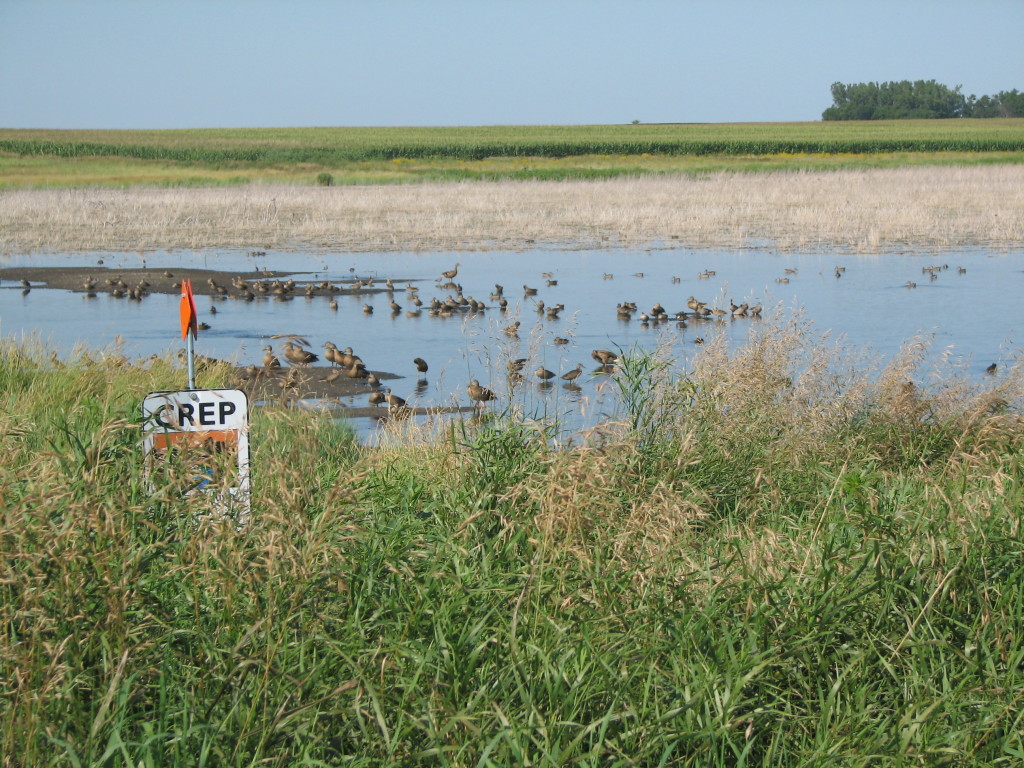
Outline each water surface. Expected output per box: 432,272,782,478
2,246,1020,439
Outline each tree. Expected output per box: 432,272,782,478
823,80,967,120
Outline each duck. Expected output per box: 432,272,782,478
561,364,584,383
278,368,301,395
534,366,556,381
346,360,369,379
467,379,496,407
414,357,429,379
337,347,358,368
323,342,341,366
323,367,342,383
384,389,407,410
440,263,461,281
507,358,528,374
283,342,319,366
262,345,281,369
986,363,997,375
369,390,386,407
591,349,618,366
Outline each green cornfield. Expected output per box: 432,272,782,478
2,120,1023,163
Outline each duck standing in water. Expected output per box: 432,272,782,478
414,357,429,380
561,363,584,383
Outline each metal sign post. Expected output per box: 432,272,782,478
179,278,198,389
142,280,251,523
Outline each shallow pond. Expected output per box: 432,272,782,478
2,246,1021,441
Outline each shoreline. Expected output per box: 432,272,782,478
2,166,1023,255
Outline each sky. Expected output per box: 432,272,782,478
1,0,1022,129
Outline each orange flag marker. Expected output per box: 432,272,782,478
179,279,198,339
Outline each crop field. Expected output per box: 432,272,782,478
1,120,1023,187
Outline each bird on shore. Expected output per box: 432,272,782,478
283,342,319,366
262,345,281,369
467,379,496,408
337,347,359,368
323,368,342,384
384,389,407,413
346,360,369,379
278,368,301,396
323,342,342,366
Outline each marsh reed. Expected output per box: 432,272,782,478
2,165,1023,255
3,317,1023,765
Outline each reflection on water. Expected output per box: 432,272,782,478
1,246,1020,440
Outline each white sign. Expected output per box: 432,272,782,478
142,389,251,521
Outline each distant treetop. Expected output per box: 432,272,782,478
822,80,1023,120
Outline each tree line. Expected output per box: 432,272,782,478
822,80,1024,120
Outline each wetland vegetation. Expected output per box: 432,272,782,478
2,324,1023,766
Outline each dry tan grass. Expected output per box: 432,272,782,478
2,165,1022,254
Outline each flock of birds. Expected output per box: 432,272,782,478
11,255,996,422
235,260,641,418
226,255,794,418
229,256,993,418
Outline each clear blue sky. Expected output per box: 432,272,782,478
2,0,1021,129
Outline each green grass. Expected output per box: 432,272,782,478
2,328,1023,766
2,120,1023,188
